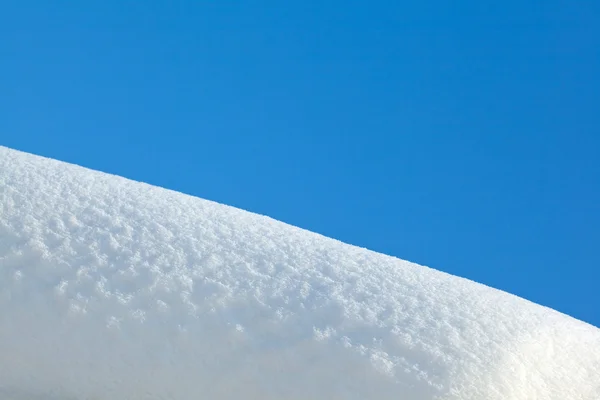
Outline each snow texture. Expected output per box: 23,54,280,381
0,145,598,400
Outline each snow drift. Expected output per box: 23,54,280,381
0,145,598,400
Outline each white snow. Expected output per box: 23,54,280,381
0,145,598,400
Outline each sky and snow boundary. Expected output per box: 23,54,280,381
0,145,599,400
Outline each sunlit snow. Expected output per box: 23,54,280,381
0,145,598,399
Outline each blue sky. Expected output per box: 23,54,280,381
2,1,599,327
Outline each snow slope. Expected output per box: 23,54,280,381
0,146,598,400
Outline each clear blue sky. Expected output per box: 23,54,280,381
2,1,599,327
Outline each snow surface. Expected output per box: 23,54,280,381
0,146,598,400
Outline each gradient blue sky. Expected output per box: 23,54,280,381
2,1,599,327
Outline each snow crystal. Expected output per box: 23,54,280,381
0,145,598,399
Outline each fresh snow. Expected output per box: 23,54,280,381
0,145,598,400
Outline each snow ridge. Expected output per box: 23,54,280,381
0,146,599,400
